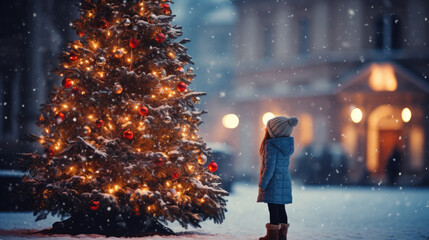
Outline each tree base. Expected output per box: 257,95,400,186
38,214,175,237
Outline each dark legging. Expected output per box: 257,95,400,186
268,203,288,224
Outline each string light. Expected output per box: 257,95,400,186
91,41,98,49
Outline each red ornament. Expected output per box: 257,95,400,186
177,67,185,73
139,106,149,116
44,147,54,158
69,53,78,61
171,171,180,179
56,112,65,124
99,19,109,29
134,207,141,216
153,158,164,166
76,29,85,38
208,161,218,172
177,82,187,92
129,38,140,48
123,129,133,140
72,86,82,95
155,33,166,43
160,3,171,15
62,78,72,88
89,200,99,211
95,119,104,128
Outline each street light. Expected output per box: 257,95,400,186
222,114,239,129
262,112,275,126
351,108,363,123
401,108,411,122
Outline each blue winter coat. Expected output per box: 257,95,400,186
257,137,294,204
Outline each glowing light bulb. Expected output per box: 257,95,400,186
222,114,239,129
401,108,411,122
351,108,363,123
262,112,275,126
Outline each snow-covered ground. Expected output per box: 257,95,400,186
0,183,429,240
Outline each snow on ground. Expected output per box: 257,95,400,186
0,183,429,240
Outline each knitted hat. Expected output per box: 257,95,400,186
267,116,299,138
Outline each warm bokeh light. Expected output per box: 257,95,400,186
369,64,397,91
262,112,275,126
351,108,363,123
402,107,412,122
222,114,239,129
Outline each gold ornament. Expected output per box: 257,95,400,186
113,82,123,94
185,163,195,175
114,49,124,58
96,56,106,66
83,126,91,136
123,18,131,27
198,154,207,165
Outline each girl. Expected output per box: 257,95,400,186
257,116,298,240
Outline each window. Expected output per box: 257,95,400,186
374,14,401,50
264,24,275,59
298,19,310,55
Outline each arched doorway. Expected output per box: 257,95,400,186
367,105,404,179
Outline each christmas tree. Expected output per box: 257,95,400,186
21,0,228,236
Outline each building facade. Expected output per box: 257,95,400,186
229,0,429,184
0,0,77,169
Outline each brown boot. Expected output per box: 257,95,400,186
279,223,289,240
259,223,280,240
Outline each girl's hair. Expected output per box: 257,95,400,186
259,129,271,159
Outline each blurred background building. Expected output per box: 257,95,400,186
224,0,429,185
1,0,429,190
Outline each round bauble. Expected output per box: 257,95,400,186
171,171,180,179
177,82,187,92
208,161,218,172
95,119,104,128
69,53,78,61
164,116,171,124
198,154,207,165
76,29,85,38
129,38,140,48
187,67,194,74
83,126,91,136
139,106,149,116
96,56,106,66
56,112,65,124
72,86,82,95
62,78,72,88
123,18,131,27
123,129,133,140
153,158,164,166
99,19,109,29
114,49,124,58
155,33,166,43
113,82,123,94
44,147,54,158
160,3,171,15
89,200,99,211
147,14,157,23
177,67,185,73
